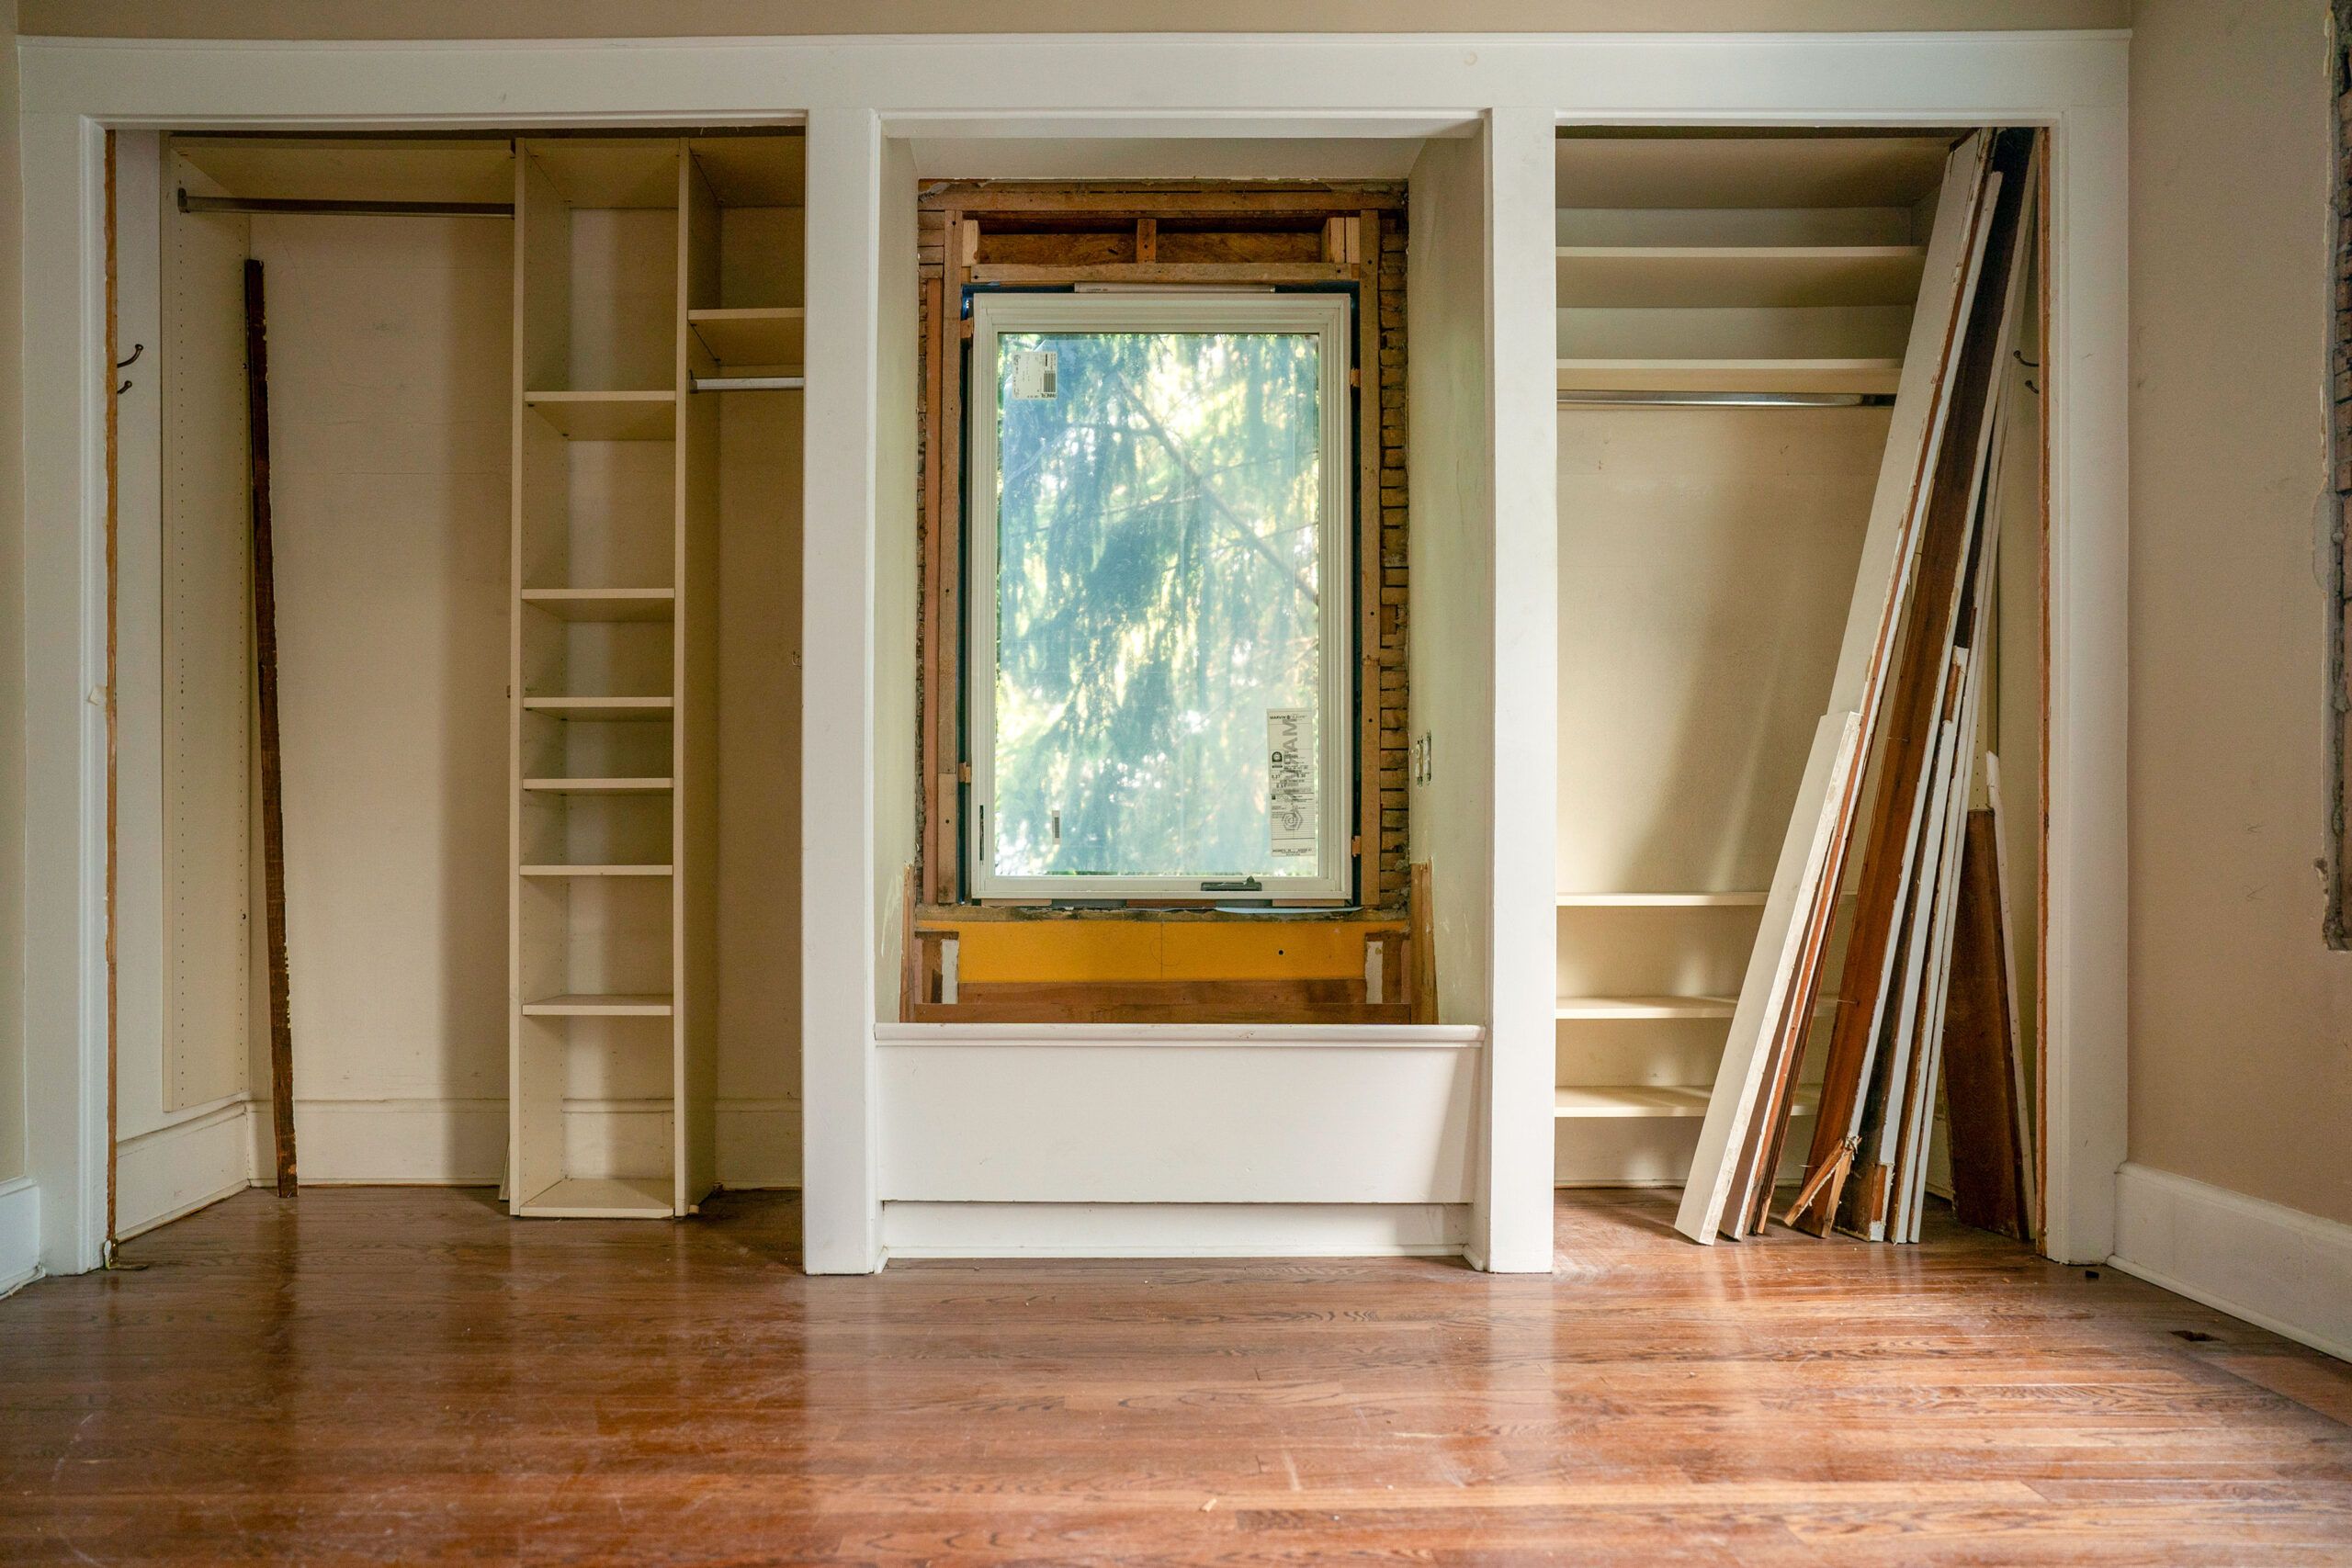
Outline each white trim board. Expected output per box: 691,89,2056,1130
2109,1163,2352,1365
11,29,2129,1276
0,1178,40,1298
241,1096,804,1188
114,1099,254,1241
881,1201,1469,1259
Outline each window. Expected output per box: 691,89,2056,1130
966,290,1355,900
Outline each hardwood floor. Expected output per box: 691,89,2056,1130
4,1188,2348,1564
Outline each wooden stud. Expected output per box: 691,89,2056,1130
922,274,947,902
243,259,298,1200
1409,862,1437,1025
1354,212,1384,909
1135,217,1157,264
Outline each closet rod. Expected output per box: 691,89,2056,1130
176,189,514,219
1555,390,1890,409
692,374,805,392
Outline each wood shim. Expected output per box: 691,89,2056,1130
1674,132,1995,1245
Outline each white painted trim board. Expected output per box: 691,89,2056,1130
114,1099,254,1241
882,1201,1469,1259
2109,1163,2352,1366
0,1178,40,1298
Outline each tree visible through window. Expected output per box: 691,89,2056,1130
967,292,1354,899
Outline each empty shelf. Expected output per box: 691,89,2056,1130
1556,358,1903,395
522,864,673,879
523,390,677,441
1554,1084,1822,1119
522,993,674,1017
1555,892,1768,908
514,1175,673,1219
521,776,673,794
687,306,804,367
1555,995,1736,1021
1556,245,1926,309
522,696,674,722
519,863,673,877
519,589,675,622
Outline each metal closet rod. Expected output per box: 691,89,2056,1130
1556,389,1892,409
177,188,514,219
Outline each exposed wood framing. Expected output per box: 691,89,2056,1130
913,182,1413,942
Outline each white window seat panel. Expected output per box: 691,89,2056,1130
876,1024,1483,1204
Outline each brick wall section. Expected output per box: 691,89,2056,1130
1374,221,1410,905
912,185,1411,911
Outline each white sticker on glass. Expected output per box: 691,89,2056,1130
1009,348,1057,400
1268,707,1317,861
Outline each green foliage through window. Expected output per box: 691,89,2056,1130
988,325,1329,882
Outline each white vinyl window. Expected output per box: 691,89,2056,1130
967,290,1355,900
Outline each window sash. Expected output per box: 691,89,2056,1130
965,290,1355,900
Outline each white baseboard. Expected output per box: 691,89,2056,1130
881,1201,1469,1259
118,1100,254,1239
2109,1162,2352,1364
243,1096,802,1190
0,1176,40,1297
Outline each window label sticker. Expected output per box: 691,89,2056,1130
1268,707,1317,861
1009,348,1057,400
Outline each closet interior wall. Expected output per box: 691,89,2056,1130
1550,130,2043,1195
119,132,802,1231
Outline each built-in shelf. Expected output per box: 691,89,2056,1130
1556,244,1926,310
520,776,673,794
686,306,804,368
521,993,675,1017
1555,892,1768,908
523,390,678,441
519,588,676,622
519,863,673,878
1556,357,1904,395
514,1175,673,1219
1554,1084,1822,1120
521,697,674,722
1555,994,1736,1021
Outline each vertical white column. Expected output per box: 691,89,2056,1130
19,111,109,1275
1476,104,1561,1273
2043,103,2130,1267
798,107,886,1273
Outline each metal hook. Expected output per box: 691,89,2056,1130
116,342,143,370
117,379,133,396
2012,349,2041,370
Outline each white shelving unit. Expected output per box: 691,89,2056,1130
508,132,802,1220
1554,133,1948,397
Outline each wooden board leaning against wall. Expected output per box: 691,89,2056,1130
907,183,1425,1025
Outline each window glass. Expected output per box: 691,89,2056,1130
985,323,1330,886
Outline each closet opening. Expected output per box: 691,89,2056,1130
106,129,805,1236
1549,128,2050,1249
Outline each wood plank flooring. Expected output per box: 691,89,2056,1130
4,1187,2348,1564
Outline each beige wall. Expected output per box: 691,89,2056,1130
18,0,2128,39
2129,0,2352,1227
0,0,25,1187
